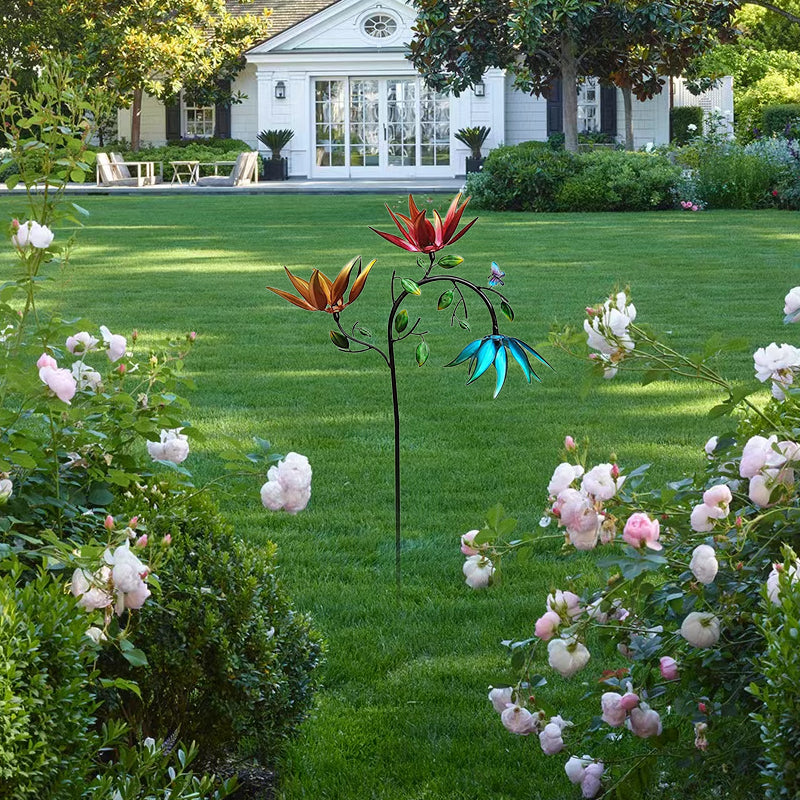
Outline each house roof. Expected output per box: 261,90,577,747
226,0,340,40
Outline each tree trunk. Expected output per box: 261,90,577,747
622,85,634,151
560,32,579,153
131,87,143,152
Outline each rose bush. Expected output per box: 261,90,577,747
461,285,800,797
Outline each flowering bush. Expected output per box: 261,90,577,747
0,56,319,791
463,285,800,797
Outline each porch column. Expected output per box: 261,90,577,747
256,67,274,157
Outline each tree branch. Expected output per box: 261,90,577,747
744,0,800,25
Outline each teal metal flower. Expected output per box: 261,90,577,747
446,334,551,398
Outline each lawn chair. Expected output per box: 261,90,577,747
96,152,155,187
110,152,157,186
196,151,259,187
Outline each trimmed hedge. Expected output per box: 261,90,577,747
761,104,800,137
100,488,323,767
467,143,678,212
465,142,578,211
670,106,704,146
556,150,680,211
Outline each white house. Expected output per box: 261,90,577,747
120,0,703,179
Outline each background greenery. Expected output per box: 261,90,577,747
2,194,796,798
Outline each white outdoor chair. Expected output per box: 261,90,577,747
110,152,157,186
196,151,259,187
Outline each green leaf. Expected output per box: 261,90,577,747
394,309,409,333
122,648,149,667
99,677,142,699
4,174,19,190
71,202,90,217
437,290,453,310
415,340,430,366
70,168,85,183
329,330,350,350
500,300,514,322
401,278,421,296
457,318,470,331
438,254,463,268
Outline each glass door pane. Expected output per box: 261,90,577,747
315,80,346,167
349,80,380,168
420,86,450,166
386,80,417,167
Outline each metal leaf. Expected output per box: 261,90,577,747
415,340,430,366
395,309,409,333
437,290,453,310
330,330,350,350
500,300,514,322
401,278,421,296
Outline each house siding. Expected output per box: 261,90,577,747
504,74,548,145
230,64,259,147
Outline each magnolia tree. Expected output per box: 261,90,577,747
461,286,800,797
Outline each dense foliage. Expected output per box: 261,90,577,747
670,106,704,145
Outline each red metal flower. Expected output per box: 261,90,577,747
267,256,375,313
370,193,477,254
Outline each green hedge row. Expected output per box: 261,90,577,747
466,139,800,211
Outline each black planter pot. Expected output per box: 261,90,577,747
262,157,288,181
465,156,485,174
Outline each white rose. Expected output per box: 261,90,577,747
547,462,584,497
749,473,775,507
66,331,99,354
71,361,102,392
704,436,718,456
462,554,494,589
784,286,800,321
488,686,513,713
767,560,800,605
0,478,12,504
13,220,54,249
680,611,721,648
500,704,538,735
260,480,285,510
148,428,189,464
581,463,624,501
690,544,719,584
539,721,565,754
547,638,590,677
99,325,127,363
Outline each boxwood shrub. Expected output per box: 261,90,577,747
556,150,681,211
761,104,800,138
99,487,323,767
0,567,99,800
465,141,579,211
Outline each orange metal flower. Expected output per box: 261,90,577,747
370,193,477,254
267,256,375,313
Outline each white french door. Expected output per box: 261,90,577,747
313,77,450,177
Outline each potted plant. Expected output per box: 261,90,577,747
257,128,293,180
455,126,491,174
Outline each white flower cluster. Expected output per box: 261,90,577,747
548,461,625,551
583,291,637,378
71,539,151,617
739,434,799,507
752,287,800,398
260,452,312,514
12,219,54,250
147,428,190,464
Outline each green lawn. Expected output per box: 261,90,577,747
6,194,798,798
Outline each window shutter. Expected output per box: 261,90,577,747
546,80,563,136
600,85,617,136
165,99,181,142
214,80,232,139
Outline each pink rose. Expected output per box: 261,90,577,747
37,352,57,370
622,512,661,550
659,656,679,681
564,435,577,451
534,610,561,641
601,692,626,727
620,692,639,711
501,704,538,735
702,484,731,514
629,705,662,738
39,363,77,404
460,529,481,556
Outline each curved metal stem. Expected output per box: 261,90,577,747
387,271,500,589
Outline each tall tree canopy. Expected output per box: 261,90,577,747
2,0,271,149
409,0,739,151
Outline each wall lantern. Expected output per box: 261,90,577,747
274,80,286,100
473,81,486,97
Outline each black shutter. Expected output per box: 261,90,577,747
546,79,563,136
214,80,232,139
165,99,181,142
600,85,617,136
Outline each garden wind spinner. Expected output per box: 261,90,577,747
268,194,550,586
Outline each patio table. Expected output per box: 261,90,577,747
170,160,200,185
